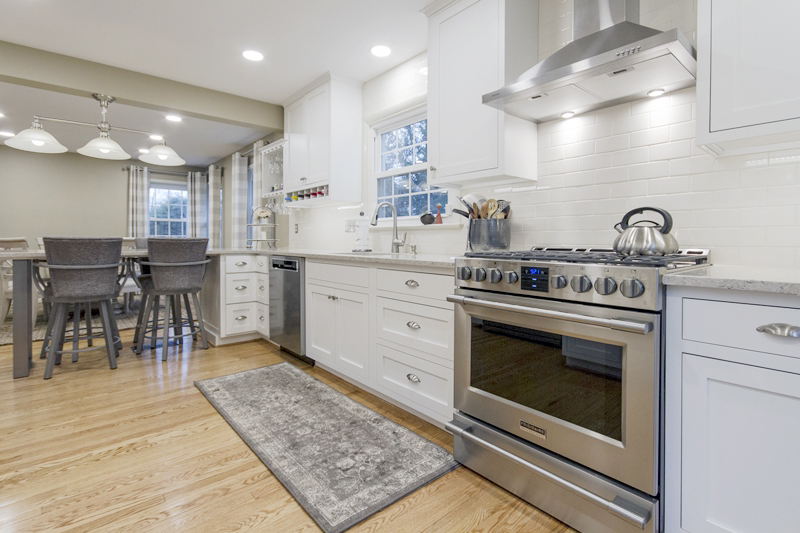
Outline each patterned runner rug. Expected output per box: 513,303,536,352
195,362,458,533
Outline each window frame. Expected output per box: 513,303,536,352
148,179,189,238
370,109,459,228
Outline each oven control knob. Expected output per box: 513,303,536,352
621,278,646,298
594,276,618,295
456,266,472,280
474,268,487,282
488,268,503,283
551,275,567,289
570,275,592,293
505,271,519,284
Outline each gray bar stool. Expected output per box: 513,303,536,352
132,238,210,359
39,238,124,379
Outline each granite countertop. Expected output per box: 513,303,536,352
663,265,800,296
209,248,457,269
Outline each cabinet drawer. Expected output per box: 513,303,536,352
307,261,369,288
683,298,800,359
255,303,269,336
225,273,257,304
377,268,453,304
376,343,453,420
255,255,269,274
256,274,269,304
225,255,257,273
225,303,257,335
376,297,454,365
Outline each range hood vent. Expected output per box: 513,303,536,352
483,0,697,123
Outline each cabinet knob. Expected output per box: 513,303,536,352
235,261,247,266
259,286,266,291
235,315,248,321
301,177,307,182
406,321,421,330
406,373,421,383
405,279,419,288
235,285,247,290
429,165,437,171
259,316,265,321
327,294,338,300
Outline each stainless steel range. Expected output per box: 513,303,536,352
446,247,709,533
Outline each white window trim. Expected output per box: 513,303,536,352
369,108,461,229
148,179,189,237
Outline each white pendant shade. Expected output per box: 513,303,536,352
4,126,67,153
77,135,131,160
139,142,186,166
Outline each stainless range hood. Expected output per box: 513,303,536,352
483,0,697,123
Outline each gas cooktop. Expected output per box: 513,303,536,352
464,247,709,268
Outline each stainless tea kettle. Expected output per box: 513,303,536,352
613,207,679,256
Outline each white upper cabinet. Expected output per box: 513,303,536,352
425,0,538,186
696,0,800,156
282,74,362,205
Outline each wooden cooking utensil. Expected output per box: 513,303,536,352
473,202,481,219
493,211,505,219
486,199,498,218
480,202,489,219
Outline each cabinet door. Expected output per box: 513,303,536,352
305,83,330,187
429,0,500,180
305,283,337,365
284,96,308,190
335,289,370,380
681,353,800,532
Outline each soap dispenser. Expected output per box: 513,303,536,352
353,211,372,252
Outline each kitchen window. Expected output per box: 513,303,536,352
374,115,451,221
148,181,188,237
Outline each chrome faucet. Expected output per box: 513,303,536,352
370,202,407,253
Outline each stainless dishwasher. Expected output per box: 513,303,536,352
268,256,313,365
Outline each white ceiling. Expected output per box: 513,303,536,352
0,0,431,167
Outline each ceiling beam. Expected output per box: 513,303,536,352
0,40,283,132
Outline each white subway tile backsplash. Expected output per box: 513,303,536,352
631,126,671,148
669,120,696,141
612,147,650,167
579,153,613,171
669,154,715,176
595,166,630,184
564,140,595,159
650,104,692,128
580,121,615,141
613,114,650,135
610,180,648,198
649,140,692,161
740,206,797,227
550,128,582,147
690,171,741,191
648,176,691,195
629,161,670,180
539,146,565,163
562,170,596,188
550,157,581,175
596,134,630,153
578,184,610,201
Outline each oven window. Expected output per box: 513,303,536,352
470,318,623,441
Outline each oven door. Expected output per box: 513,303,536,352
448,288,661,495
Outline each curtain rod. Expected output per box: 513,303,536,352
121,165,194,177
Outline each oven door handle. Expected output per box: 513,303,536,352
446,422,652,530
446,295,653,335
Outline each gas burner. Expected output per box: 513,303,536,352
465,247,709,267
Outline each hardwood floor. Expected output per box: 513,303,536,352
0,331,575,532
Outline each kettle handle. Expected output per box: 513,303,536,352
618,207,673,234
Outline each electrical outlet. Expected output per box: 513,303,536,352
344,220,356,232
294,223,298,234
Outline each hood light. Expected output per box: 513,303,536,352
647,88,666,97
561,111,575,119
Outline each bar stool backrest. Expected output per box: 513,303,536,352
43,238,122,299
147,238,209,292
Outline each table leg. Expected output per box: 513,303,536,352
12,259,33,378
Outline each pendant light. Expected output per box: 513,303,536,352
77,95,130,160
139,140,186,166
4,118,68,153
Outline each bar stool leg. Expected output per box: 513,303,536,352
44,303,68,379
134,293,153,355
86,302,94,347
161,295,171,361
191,291,209,349
183,293,198,340
40,303,56,360
99,300,117,370
71,303,81,362
172,295,182,345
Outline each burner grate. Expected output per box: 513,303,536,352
464,248,709,267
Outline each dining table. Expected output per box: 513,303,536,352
1,249,149,378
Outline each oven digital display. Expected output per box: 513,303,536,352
521,266,549,292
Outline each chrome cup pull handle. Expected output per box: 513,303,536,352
405,279,419,288
235,315,247,321
259,286,266,290
235,285,247,290
406,321,421,329
407,373,421,383
327,295,338,300
235,261,247,266
756,323,800,338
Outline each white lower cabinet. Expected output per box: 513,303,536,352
665,287,800,533
306,282,370,380
305,261,455,427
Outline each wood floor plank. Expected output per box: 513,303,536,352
0,329,574,533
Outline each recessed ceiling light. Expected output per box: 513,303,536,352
166,115,182,122
561,111,575,119
150,134,163,141
371,45,391,57
647,88,666,97
243,50,264,61
0,131,15,137
139,148,149,154
0,113,4,118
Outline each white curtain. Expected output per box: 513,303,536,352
208,165,222,249
127,166,150,237
186,171,208,238
231,152,248,248
251,140,265,241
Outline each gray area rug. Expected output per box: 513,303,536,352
195,362,458,533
